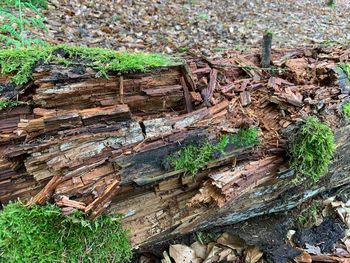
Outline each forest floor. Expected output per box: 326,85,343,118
44,0,350,53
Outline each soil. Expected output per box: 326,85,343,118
293,217,346,253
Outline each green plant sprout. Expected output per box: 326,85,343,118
168,128,259,176
0,202,132,262
194,231,219,245
342,102,350,121
0,45,175,85
289,116,335,183
0,0,47,47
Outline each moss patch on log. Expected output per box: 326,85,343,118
0,45,176,85
168,128,259,176
342,102,350,121
0,202,132,262
0,99,20,110
289,116,335,183
339,63,350,80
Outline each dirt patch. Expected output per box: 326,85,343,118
293,217,346,253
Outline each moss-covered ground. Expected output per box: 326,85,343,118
0,202,132,263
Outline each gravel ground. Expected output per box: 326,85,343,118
44,0,350,52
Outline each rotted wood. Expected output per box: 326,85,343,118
261,31,273,68
0,46,350,248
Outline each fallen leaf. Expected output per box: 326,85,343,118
334,246,350,258
162,251,172,263
218,248,233,261
323,196,336,206
140,255,152,263
191,241,207,260
305,243,321,255
227,254,237,262
344,239,350,253
169,244,199,263
286,230,296,241
217,232,246,252
332,201,344,208
294,251,312,263
245,246,263,263
203,245,222,263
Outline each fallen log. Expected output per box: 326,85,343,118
1,45,350,249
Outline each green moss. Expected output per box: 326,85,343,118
168,128,259,176
327,0,335,8
1,0,48,9
343,102,350,121
264,29,273,37
339,63,350,80
296,200,321,228
0,47,50,85
230,127,259,147
0,99,21,110
170,137,226,176
0,45,176,85
0,202,132,263
0,0,48,48
289,116,335,183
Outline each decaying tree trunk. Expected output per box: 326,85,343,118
1,46,350,248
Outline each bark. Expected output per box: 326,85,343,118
0,46,349,248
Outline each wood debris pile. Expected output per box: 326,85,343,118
1,46,350,247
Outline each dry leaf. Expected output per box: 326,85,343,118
245,246,263,263
162,251,172,263
217,232,246,252
323,196,336,206
227,254,237,262
203,245,222,263
294,251,312,263
169,244,199,263
191,241,207,260
305,243,321,255
140,255,152,263
286,230,296,241
331,201,344,208
344,239,350,253
334,246,350,258
218,248,233,261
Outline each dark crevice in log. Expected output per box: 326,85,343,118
139,121,147,138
